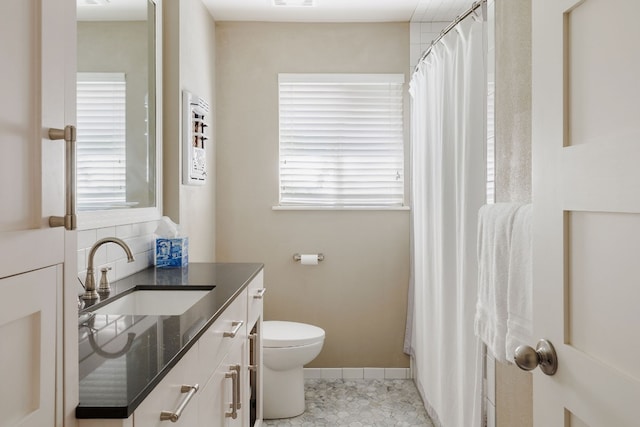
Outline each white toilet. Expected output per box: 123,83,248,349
262,320,325,419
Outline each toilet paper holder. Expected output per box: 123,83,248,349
293,253,324,263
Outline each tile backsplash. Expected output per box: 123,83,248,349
409,21,449,74
77,220,159,295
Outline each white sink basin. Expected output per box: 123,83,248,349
92,290,210,316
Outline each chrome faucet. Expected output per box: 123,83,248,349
82,237,135,300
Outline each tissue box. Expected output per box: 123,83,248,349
155,237,189,268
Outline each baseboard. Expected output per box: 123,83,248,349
303,367,412,380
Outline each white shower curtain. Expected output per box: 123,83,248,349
406,12,486,427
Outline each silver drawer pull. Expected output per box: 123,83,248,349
159,384,199,422
223,320,244,338
225,369,238,419
48,125,77,230
232,364,242,410
248,333,257,367
253,288,267,299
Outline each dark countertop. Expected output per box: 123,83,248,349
76,262,263,419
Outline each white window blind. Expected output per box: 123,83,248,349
278,74,405,207
76,72,127,211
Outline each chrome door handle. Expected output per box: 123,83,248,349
159,384,199,422
514,339,558,376
48,125,77,230
223,320,244,338
253,288,267,299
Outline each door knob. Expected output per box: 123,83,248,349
514,339,558,376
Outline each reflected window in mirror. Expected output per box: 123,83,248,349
77,0,158,219
77,72,128,210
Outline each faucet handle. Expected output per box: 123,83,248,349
98,267,112,294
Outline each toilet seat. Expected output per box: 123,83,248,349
263,320,325,348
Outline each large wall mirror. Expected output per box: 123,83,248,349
76,0,162,229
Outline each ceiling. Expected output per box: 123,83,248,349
202,0,474,23
77,0,147,21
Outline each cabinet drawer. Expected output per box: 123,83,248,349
246,270,265,327
133,348,199,426
199,341,245,427
199,289,247,384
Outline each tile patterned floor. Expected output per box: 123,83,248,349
263,379,435,427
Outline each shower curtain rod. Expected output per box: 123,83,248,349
413,0,486,72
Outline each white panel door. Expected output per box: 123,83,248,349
531,0,640,425
0,266,60,427
0,0,75,426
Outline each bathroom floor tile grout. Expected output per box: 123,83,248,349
263,378,434,427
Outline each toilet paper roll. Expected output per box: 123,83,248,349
300,254,319,265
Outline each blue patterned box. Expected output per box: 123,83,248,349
155,237,189,267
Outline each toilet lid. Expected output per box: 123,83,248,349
263,321,325,348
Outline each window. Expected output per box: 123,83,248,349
278,74,405,208
76,72,127,211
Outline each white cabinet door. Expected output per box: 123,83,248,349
199,341,246,427
199,289,248,427
0,0,75,426
134,348,200,427
531,0,640,425
199,290,248,385
0,266,60,427
246,272,264,426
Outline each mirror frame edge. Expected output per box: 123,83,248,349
76,0,163,230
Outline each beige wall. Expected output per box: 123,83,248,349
163,0,217,262
215,22,411,368
494,0,533,426
495,0,532,204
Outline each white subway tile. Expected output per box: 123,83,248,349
96,226,117,240
321,368,343,379
116,224,134,239
410,22,421,43
410,45,423,68
384,368,408,379
304,368,322,379
342,368,364,379
363,368,385,379
130,222,142,236
420,22,432,33
77,249,87,272
145,249,155,266
125,235,153,255
431,21,449,33
77,230,97,250
141,220,160,235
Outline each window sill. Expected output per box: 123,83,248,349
272,205,411,211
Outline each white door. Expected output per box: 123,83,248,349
531,0,640,425
0,0,76,426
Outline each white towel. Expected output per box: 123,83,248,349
474,203,523,364
505,204,533,363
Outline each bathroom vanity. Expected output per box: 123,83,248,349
76,263,264,426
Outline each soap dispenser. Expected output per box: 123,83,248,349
98,267,112,294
